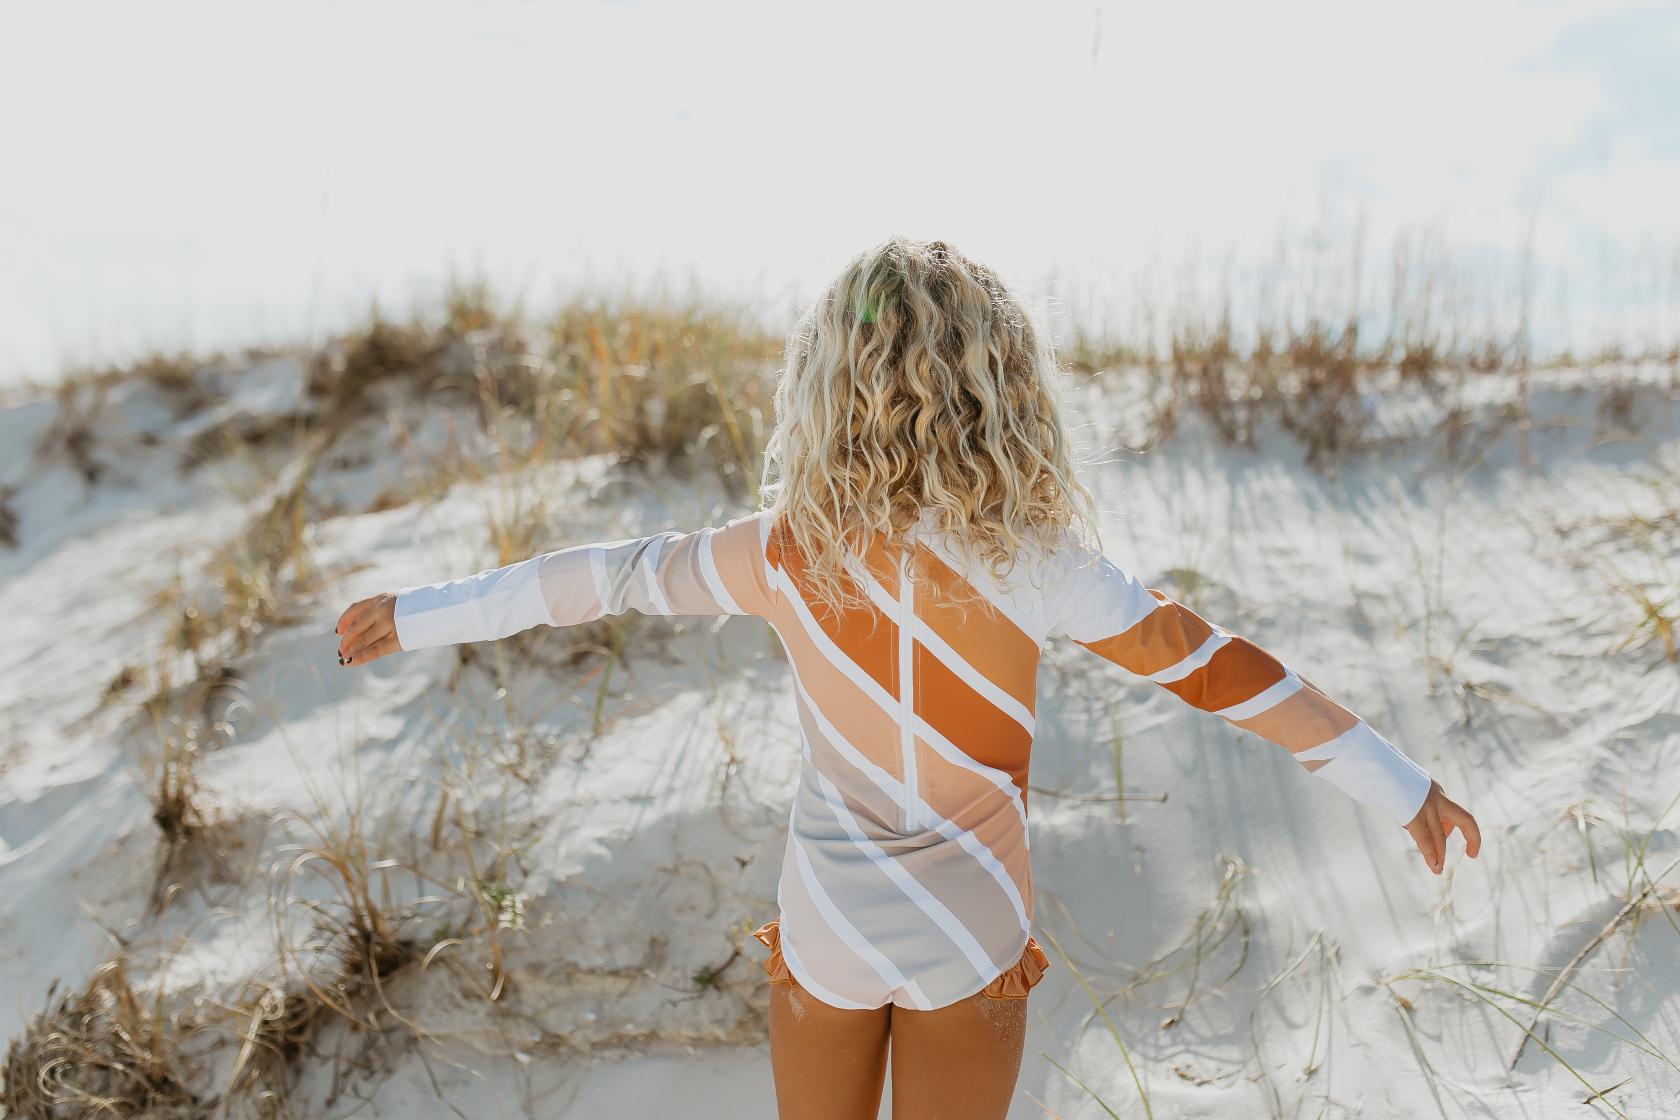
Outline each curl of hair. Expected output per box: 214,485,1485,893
760,236,1098,616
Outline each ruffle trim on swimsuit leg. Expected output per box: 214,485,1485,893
752,918,794,984
751,918,1050,999
980,935,1050,999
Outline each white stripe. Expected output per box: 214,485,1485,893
910,615,1036,733
758,513,779,594
811,767,999,986
790,832,906,999
1148,626,1232,683
786,708,920,1007
641,534,671,615
854,564,900,616
918,531,1047,641
697,528,744,615
588,548,613,613
1213,671,1303,720
791,830,929,1009
1290,720,1365,762
791,673,1030,928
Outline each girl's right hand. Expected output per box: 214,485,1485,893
335,592,402,667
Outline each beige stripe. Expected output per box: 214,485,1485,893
1229,681,1360,754
537,546,609,626
652,532,727,615
777,837,894,1007
709,515,773,618
789,683,906,832
909,738,1033,900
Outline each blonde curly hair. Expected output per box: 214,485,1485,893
760,236,1097,616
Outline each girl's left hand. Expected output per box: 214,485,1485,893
1404,781,1481,875
335,592,401,667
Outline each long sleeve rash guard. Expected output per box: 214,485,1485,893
392,510,1432,1010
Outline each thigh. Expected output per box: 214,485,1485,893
767,978,893,1120
889,990,1028,1120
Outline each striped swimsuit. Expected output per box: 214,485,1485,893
392,509,1432,1011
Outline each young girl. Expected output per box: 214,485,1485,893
334,237,1479,1119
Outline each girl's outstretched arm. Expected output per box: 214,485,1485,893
1049,542,1480,875
333,512,773,665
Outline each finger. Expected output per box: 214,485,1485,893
1443,800,1482,859
336,597,375,637
338,609,386,659
1424,804,1445,874
1405,818,1433,868
343,627,400,667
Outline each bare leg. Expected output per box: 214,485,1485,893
767,979,892,1120
888,989,1028,1119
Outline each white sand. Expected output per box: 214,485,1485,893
1,359,1677,1117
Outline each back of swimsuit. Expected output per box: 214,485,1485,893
392,509,1432,1010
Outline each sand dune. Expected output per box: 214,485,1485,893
1,353,1676,1117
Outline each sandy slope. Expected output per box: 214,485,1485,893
1,359,1677,1118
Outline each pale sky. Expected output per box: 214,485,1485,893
2,0,1677,381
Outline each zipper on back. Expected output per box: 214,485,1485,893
897,545,917,833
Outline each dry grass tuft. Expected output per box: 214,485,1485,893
158,452,325,661
135,662,252,913
180,410,312,474
1270,321,1368,469
307,310,450,416
216,978,333,1111
127,352,226,418
35,378,111,485
2,957,204,1119
271,798,430,1034
540,300,779,487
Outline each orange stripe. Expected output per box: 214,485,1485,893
858,529,904,591
914,641,1033,796
913,547,1040,715
1079,591,1213,675
1160,635,1288,712
773,523,898,696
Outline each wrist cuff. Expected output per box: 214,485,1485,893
1296,722,1432,825
393,555,551,650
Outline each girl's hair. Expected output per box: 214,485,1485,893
760,236,1097,615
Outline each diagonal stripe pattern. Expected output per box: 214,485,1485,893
391,508,1433,1010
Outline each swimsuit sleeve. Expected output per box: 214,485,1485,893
391,511,775,651
1047,541,1432,827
